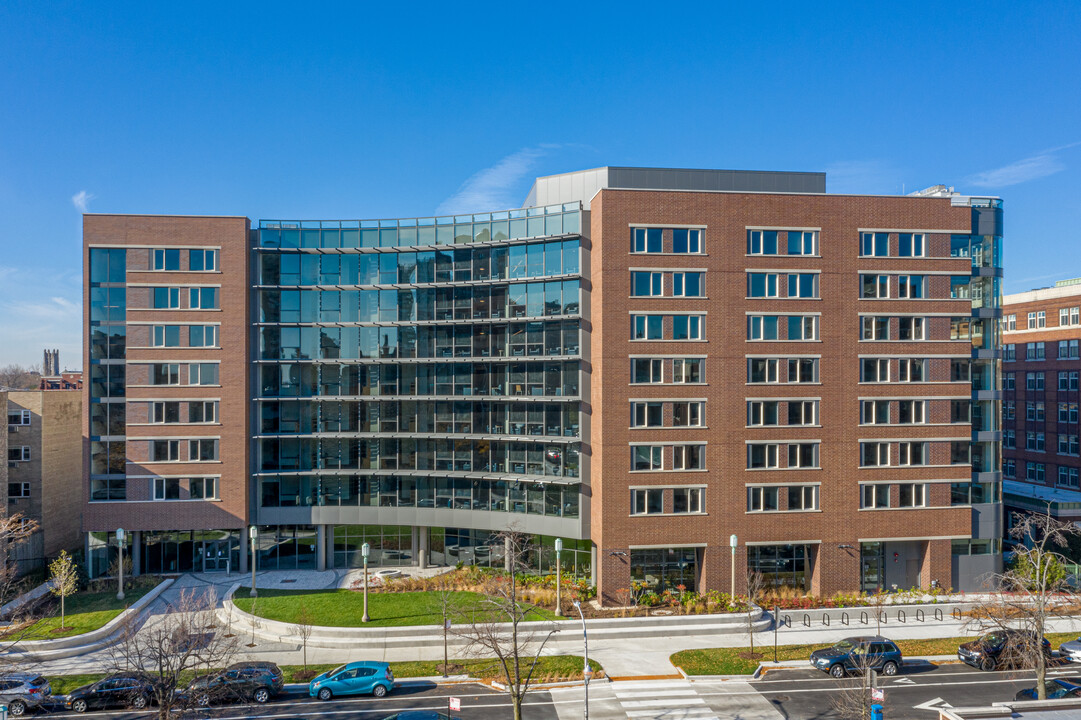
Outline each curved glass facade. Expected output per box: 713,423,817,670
253,203,587,535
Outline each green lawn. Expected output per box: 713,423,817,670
13,587,153,640
232,587,559,628
672,631,1081,676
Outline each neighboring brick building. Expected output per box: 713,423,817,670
5,389,82,573
1002,280,1081,530
82,167,1003,597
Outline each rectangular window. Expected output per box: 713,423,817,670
898,358,924,382
151,440,179,461
1004,430,1015,449
631,402,664,428
7,446,31,462
748,273,779,298
787,273,818,299
1026,462,1046,482
189,438,219,461
787,485,819,510
672,401,704,427
1004,459,1016,478
152,248,181,271
151,402,180,424
632,358,662,384
861,484,889,508
672,228,702,254
1027,342,1046,360
189,477,219,499
672,487,704,513
898,233,925,257
1028,311,1036,328
1038,311,1046,328
747,486,779,511
632,315,663,340
897,483,926,507
153,325,182,347
188,325,218,348
748,358,779,383
860,232,889,257
787,230,817,255
188,249,217,271
1006,314,1016,331
1005,372,1015,390
673,272,704,297
861,317,889,340
860,442,890,466
788,316,818,341
898,400,925,424
898,317,925,341
861,400,890,424
861,274,889,299
861,358,890,382
153,477,181,500
787,400,817,426
787,443,819,468
153,287,180,309
189,287,218,309
7,410,31,426
1058,434,1079,456
747,444,779,469
673,358,703,383
1004,344,1016,362
188,401,217,423
747,401,780,426
898,275,924,299
673,444,705,470
749,316,780,340
788,358,819,383
7,482,31,498
631,271,662,297
189,363,219,385
151,363,181,385
747,230,778,255
631,228,663,253
898,441,927,465
631,488,664,515
632,445,663,471
672,315,703,340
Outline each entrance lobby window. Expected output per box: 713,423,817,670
747,544,811,592
630,547,698,593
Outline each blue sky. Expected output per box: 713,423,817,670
1,1,1079,368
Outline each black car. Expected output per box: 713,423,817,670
809,636,904,678
958,629,1052,671
227,661,284,686
1014,678,1081,701
65,674,156,713
183,666,284,706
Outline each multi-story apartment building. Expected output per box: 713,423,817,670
4,389,82,573
1002,280,1081,529
82,167,1003,598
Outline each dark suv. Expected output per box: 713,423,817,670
810,636,904,678
183,666,284,706
958,629,1051,671
65,674,156,713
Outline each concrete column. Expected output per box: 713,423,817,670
239,526,248,575
590,544,598,589
316,525,327,571
84,533,93,579
132,532,142,576
504,537,513,571
418,527,428,569
326,525,335,570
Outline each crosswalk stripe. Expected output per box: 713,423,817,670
612,681,694,690
613,689,701,698
620,698,708,708
624,710,718,718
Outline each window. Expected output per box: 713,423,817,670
748,444,779,469
633,446,663,471
897,483,926,507
1004,344,1016,362
1059,340,1080,359
898,358,925,382
152,325,182,347
1004,459,1016,478
188,325,218,348
631,228,663,253
861,275,889,299
1059,467,1080,489
7,482,30,498
787,274,818,299
748,273,779,298
787,443,819,468
672,487,704,513
151,402,180,423
1038,311,1046,328
952,400,972,423
1004,430,1015,449
1062,372,1079,391
787,485,818,511
672,315,702,340
152,248,181,271
153,287,180,309
673,444,705,470
747,230,778,255
788,400,817,426
673,358,703,383
632,315,663,339
861,484,889,508
7,410,30,426
672,401,704,427
153,477,181,500
1026,462,1046,482
1058,435,1079,456
898,275,924,299
672,229,702,254
632,358,662,384
188,401,217,423
861,400,890,424
748,358,780,383
787,316,818,341
898,233,925,257
631,271,662,297
673,272,704,297
7,446,31,462
632,402,664,428
189,249,217,271
898,317,925,341
1025,432,1045,451
788,358,818,383
747,486,779,511
787,231,817,255
1026,372,1045,391
190,363,219,385
748,401,780,426
189,287,218,309
151,363,180,385
860,232,889,257
1005,314,1016,331
1027,342,1045,361
861,317,889,340
861,358,889,382
1005,372,1015,390
748,315,779,340
898,441,927,465
189,439,219,461
1059,403,1078,423
1028,312,1036,328
898,400,925,424
631,488,664,515
151,440,179,461
189,477,219,499
860,442,889,466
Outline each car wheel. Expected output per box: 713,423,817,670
881,661,898,676
72,699,89,713
8,700,26,716
253,687,270,704
318,687,333,701
980,658,995,672
830,664,846,678
196,693,211,707
373,684,388,698
131,695,149,709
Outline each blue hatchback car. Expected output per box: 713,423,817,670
309,662,395,701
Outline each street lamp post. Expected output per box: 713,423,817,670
361,542,371,623
116,528,125,601
555,538,563,617
572,600,589,720
249,526,258,598
729,534,738,597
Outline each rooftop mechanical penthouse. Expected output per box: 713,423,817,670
82,167,1004,600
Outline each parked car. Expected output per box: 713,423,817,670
64,674,156,713
809,636,904,678
1014,678,1081,700
227,661,284,686
0,673,51,716
1058,637,1081,662
958,629,1052,671
310,661,395,700
182,665,284,706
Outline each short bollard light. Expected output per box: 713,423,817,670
361,542,371,622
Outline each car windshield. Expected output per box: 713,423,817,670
30,676,47,687
832,640,856,651
328,665,348,678
981,632,1005,645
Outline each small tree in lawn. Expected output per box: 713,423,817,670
291,602,314,679
431,572,459,677
830,648,882,720
741,570,767,659
48,550,79,631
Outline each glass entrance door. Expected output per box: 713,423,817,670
860,542,884,593
202,540,231,572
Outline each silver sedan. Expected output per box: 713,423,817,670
1060,637,1081,662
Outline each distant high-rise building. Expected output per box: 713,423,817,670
43,349,60,376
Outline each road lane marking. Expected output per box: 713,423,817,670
913,697,953,711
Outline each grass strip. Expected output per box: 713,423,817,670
12,587,154,640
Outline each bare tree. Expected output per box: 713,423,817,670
966,507,1080,700
0,364,39,390
830,650,882,720
431,573,459,677
742,570,767,659
48,550,79,631
455,529,558,720
0,512,42,662
103,587,238,719
291,602,314,678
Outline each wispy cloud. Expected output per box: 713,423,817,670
436,146,557,215
72,190,95,213
966,141,1081,188
0,267,82,367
